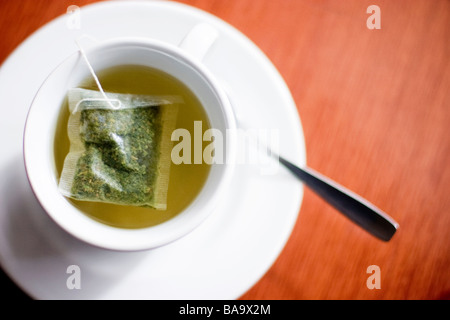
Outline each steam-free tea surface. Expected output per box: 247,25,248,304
54,65,211,228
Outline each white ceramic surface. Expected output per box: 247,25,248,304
0,1,305,299
24,37,237,251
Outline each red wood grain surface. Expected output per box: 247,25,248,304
0,0,449,299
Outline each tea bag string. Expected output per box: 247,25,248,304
75,38,118,110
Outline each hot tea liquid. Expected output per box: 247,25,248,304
54,65,211,228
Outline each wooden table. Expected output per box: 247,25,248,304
1,0,448,300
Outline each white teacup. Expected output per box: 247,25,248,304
23,30,236,251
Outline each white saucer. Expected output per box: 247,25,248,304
0,1,305,299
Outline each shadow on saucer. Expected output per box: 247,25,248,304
0,156,149,299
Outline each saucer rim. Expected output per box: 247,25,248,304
0,0,306,300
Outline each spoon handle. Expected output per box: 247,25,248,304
278,157,399,241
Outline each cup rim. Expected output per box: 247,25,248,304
23,37,237,251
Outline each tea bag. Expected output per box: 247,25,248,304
58,88,179,210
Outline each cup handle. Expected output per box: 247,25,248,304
178,23,219,61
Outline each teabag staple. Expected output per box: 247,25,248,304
58,88,180,210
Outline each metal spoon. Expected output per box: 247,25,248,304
225,90,399,242
275,155,399,241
